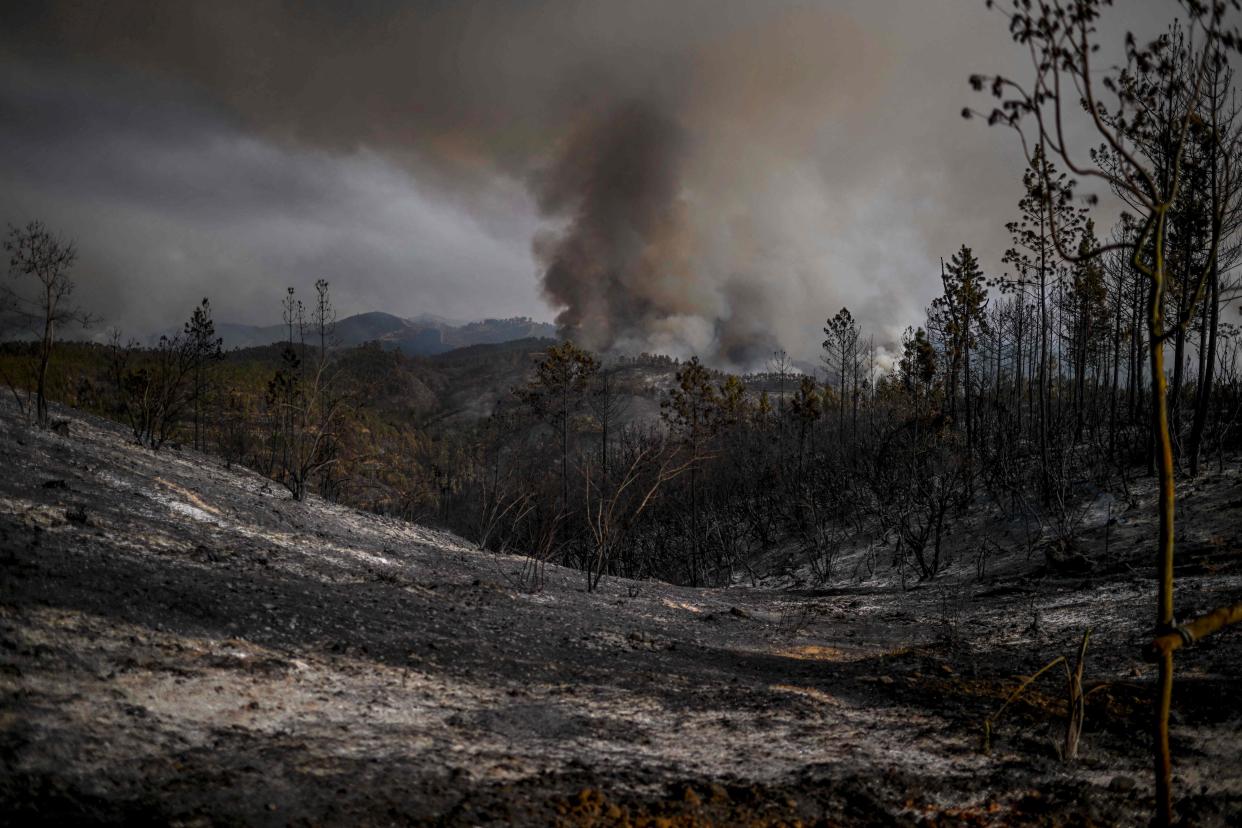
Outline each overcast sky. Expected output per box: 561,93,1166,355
0,0,1170,364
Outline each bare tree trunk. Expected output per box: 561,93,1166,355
1038,261,1050,500
1109,266,1123,459
965,330,975,468
36,315,53,428
1188,267,1219,477
1073,300,1088,444
690,459,700,587
1015,297,1024,441
1130,278,1142,426
1147,220,1176,828
1170,305,1187,460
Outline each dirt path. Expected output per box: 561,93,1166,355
1,400,1240,826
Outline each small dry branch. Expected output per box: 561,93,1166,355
982,628,1091,760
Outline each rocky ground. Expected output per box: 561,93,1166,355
1,398,1240,826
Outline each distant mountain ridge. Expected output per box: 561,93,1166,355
155,312,558,355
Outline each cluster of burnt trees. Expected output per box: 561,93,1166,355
972,2,1242,821
429,11,1242,608
446,210,1241,593
98,281,346,502
106,299,224,452
440,2,1242,595
0,237,348,503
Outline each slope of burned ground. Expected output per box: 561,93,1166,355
1,399,1240,826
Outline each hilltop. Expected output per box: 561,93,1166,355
160,313,559,356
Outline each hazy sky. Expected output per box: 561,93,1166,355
0,0,1169,364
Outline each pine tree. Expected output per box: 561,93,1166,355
822,307,858,452
185,298,223,452
933,246,989,456
518,341,599,513
788,374,822,472
1001,148,1085,497
661,356,721,586
1066,220,1107,442
898,326,937,407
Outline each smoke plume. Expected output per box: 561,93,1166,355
534,101,694,351
0,0,1072,366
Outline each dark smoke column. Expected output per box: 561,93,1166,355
533,100,694,352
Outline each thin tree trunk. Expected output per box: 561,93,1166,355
1038,263,1050,500
690,457,699,587
1188,266,1219,477
1015,297,1024,441
965,334,974,457
1171,315,1187,460
36,316,53,428
1110,266,1123,459
1147,217,1176,828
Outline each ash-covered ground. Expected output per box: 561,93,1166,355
1,399,1240,826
